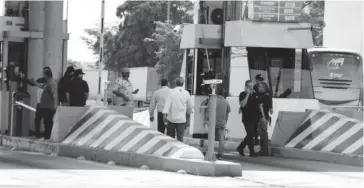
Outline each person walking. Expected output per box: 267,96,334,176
36,69,58,140
237,80,260,157
149,79,171,134
112,68,139,107
67,69,89,107
253,74,269,145
162,77,192,142
58,66,74,106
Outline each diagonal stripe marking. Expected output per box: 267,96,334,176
135,135,174,154
90,119,135,147
104,124,145,150
342,137,364,154
63,109,116,144
321,123,363,152
285,114,333,148
75,114,127,146
302,118,347,150
118,130,157,152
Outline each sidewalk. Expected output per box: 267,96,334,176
223,152,363,172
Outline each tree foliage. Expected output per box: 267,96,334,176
302,1,325,46
144,21,185,84
82,1,193,72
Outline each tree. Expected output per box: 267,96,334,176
144,21,185,84
82,1,193,72
302,1,325,46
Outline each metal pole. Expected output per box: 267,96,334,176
206,85,217,161
9,92,15,137
98,0,105,105
167,0,171,23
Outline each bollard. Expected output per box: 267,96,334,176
206,86,217,161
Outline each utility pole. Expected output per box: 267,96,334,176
167,0,171,23
98,0,105,105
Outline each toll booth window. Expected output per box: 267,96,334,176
195,49,222,95
247,47,314,99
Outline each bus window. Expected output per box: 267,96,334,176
247,47,314,99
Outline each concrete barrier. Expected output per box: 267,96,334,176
0,135,242,177
62,107,204,160
284,110,363,156
133,110,150,127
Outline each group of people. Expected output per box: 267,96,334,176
149,77,193,143
15,66,89,140
149,74,272,159
237,74,272,157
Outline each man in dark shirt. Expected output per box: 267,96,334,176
236,80,260,157
67,69,89,107
253,74,269,145
58,66,74,105
256,82,273,156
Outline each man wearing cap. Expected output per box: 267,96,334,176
112,68,139,107
67,69,89,107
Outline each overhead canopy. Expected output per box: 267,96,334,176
224,20,314,49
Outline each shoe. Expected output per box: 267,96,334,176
216,153,223,160
250,152,258,157
238,150,245,156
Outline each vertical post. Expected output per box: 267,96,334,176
98,0,105,105
9,92,15,136
167,0,171,23
206,84,217,161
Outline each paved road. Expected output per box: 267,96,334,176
1,147,363,187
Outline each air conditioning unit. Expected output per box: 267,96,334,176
205,1,223,25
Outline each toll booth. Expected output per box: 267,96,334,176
180,1,319,141
0,1,69,136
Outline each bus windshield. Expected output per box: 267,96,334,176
310,52,363,88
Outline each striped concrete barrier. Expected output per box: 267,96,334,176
62,106,204,160
285,110,363,156
133,110,150,127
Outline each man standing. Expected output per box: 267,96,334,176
36,69,58,140
149,79,170,134
58,66,74,105
204,86,231,160
237,80,259,157
257,82,273,156
112,68,139,107
67,69,89,107
163,77,192,142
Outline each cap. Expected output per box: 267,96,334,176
255,74,264,81
74,69,85,75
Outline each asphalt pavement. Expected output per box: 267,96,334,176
0,146,363,187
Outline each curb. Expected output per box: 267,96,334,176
271,147,363,167
0,135,242,177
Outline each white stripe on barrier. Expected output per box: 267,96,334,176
285,114,334,148
90,119,135,147
75,114,126,146
301,118,348,150
118,130,156,152
133,110,150,127
342,137,363,154
135,135,174,154
302,110,320,124
81,106,107,119
321,123,362,152
104,125,144,150
63,109,116,144
153,140,187,156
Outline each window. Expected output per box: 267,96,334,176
247,47,314,99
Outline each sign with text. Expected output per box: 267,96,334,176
248,1,303,22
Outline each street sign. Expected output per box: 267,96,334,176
249,1,303,22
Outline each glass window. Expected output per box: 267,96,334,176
247,47,314,99
309,52,363,88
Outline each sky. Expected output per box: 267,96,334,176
67,0,124,63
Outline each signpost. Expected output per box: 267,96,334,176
248,1,303,22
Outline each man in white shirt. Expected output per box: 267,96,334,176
149,79,170,134
163,77,192,142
